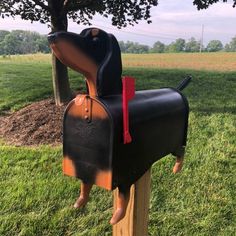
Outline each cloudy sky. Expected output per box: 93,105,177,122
0,0,235,46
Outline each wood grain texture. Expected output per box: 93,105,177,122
113,169,151,236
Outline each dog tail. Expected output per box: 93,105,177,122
177,76,192,91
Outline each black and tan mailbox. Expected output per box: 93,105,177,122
48,28,191,225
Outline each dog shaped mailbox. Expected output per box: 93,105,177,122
48,28,190,225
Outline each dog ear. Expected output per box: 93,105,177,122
77,27,123,97
97,33,122,97
80,28,92,37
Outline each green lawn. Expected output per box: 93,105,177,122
0,57,236,235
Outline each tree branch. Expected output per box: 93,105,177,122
65,0,95,12
33,0,51,12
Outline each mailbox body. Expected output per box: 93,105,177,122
63,88,189,190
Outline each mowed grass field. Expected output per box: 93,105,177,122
0,53,236,235
1,52,236,71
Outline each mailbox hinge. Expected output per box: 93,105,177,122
75,95,92,123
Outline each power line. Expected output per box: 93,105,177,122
89,20,208,44
90,21,180,41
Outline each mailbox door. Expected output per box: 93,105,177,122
63,95,114,190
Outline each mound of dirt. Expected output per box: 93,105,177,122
0,99,66,146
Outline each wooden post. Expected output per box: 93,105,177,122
113,169,151,236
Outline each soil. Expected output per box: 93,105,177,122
0,99,66,146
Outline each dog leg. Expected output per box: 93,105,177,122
74,182,93,208
173,156,184,174
110,186,130,225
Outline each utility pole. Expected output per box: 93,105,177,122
200,24,204,53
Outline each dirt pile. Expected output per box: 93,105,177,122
0,99,66,146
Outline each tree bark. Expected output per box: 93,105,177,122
51,53,72,106
50,7,72,106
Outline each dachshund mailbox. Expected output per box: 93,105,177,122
48,28,190,225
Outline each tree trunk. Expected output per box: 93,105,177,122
51,54,72,106
50,11,73,106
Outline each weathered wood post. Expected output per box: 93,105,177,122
113,170,151,236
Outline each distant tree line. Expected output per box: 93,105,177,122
0,30,236,55
120,36,236,53
0,30,50,55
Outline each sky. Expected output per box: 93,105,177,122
0,0,235,46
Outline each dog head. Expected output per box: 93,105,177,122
48,28,122,97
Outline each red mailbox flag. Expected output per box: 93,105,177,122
122,76,136,144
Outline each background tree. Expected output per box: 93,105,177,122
127,42,150,54
0,30,10,55
224,43,231,52
174,38,186,52
151,41,165,53
2,31,23,55
206,40,223,52
185,37,201,52
35,37,51,53
166,42,176,53
0,30,50,55
0,30,10,41
167,38,186,52
0,0,158,105
119,41,126,53
225,36,236,52
119,41,150,54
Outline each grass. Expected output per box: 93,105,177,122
0,61,85,112
122,52,236,72
1,52,236,72
0,53,236,235
0,146,112,236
